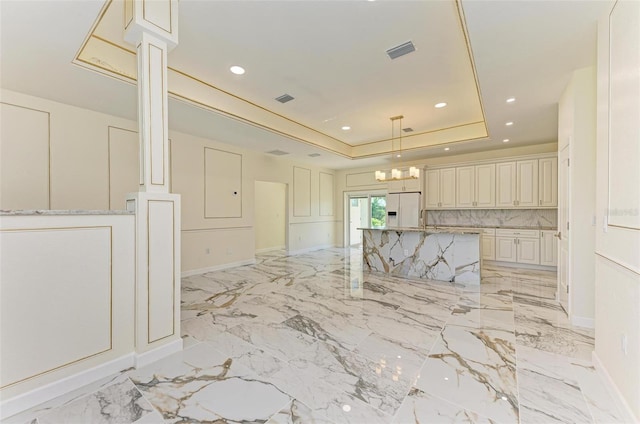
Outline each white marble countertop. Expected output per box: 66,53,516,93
426,224,557,231
1,209,134,216
359,226,482,235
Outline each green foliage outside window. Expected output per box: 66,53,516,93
371,196,386,227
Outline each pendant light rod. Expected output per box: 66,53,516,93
375,115,420,182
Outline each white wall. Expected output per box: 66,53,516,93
334,143,558,247
594,2,640,421
254,181,286,252
0,89,337,273
558,66,597,325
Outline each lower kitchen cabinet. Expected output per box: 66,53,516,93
540,230,558,266
495,229,540,265
496,237,517,262
481,228,496,261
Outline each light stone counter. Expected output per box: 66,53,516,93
1,209,134,216
360,227,481,284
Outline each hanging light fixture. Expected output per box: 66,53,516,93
374,115,420,182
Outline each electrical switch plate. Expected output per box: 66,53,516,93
404,249,409,256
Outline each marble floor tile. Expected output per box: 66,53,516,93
37,378,155,424
354,332,427,383
569,360,627,424
514,301,594,360
227,321,319,362
128,343,291,423
7,249,628,424
202,332,289,378
266,392,391,424
132,410,166,423
415,324,519,423
392,387,496,424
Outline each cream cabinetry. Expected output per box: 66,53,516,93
540,230,558,266
426,154,556,210
496,160,539,207
425,168,456,209
455,164,496,208
387,170,422,193
538,157,558,207
481,228,496,260
495,229,540,265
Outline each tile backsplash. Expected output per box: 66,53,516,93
427,209,557,228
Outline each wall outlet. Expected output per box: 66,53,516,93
621,334,628,355
226,248,233,255
205,248,210,254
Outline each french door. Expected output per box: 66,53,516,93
347,194,386,246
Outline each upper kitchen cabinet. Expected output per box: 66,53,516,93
496,159,544,208
538,157,558,207
425,168,456,209
387,170,422,193
456,164,496,208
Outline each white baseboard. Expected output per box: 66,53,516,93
287,244,335,256
592,351,639,423
181,258,256,277
135,338,183,368
0,353,135,420
571,315,595,329
255,245,286,254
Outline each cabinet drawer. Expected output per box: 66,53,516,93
496,229,539,238
482,228,496,236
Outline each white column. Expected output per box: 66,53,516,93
124,0,182,363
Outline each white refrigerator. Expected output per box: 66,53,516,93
386,192,421,228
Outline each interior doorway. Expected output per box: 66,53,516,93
254,181,287,253
347,193,387,247
558,145,570,314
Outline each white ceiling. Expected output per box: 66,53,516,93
0,0,611,170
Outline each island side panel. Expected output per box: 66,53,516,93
453,233,481,284
362,229,390,273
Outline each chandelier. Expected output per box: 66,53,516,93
374,115,420,182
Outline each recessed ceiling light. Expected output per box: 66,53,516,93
503,139,510,143
435,102,447,108
341,126,351,131
444,147,450,151
506,97,516,103
230,65,245,75
505,121,514,126
342,405,352,412
396,154,402,158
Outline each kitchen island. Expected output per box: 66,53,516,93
360,227,481,284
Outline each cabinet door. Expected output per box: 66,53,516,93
496,162,517,207
425,169,440,208
495,237,517,262
516,160,539,207
517,237,540,264
456,166,475,208
540,231,558,266
538,157,558,207
387,179,404,193
482,235,496,260
475,164,496,208
440,168,457,208
403,176,421,192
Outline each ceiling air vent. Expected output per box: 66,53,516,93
308,153,321,157
402,127,414,133
275,94,295,103
267,149,289,156
386,41,416,60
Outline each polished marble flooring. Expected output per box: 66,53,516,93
6,248,626,423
